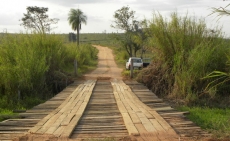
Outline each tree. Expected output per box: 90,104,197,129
20,6,58,34
111,6,143,57
68,9,87,46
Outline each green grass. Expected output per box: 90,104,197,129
178,106,230,138
0,33,99,118
0,109,21,122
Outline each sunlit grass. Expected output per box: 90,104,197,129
178,106,230,138
0,108,20,122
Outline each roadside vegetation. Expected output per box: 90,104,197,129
0,3,229,140
0,6,98,121
0,33,98,116
137,12,229,105
179,106,230,138
107,5,230,139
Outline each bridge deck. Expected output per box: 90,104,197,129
0,79,210,141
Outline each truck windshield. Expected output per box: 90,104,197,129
132,59,142,63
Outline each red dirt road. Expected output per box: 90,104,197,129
84,45,122,80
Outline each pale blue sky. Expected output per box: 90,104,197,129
0,0,229,36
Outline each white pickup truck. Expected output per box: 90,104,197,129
126,57,143,70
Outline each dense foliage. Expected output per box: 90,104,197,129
111,6,146,57
137,12,230,105
20,6,58,34
0,33,97,110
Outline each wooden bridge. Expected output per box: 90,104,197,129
0,79,210,141
0,46,211,141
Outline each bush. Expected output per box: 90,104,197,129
137,12,230,104
64,43,98,75
0,33,98,110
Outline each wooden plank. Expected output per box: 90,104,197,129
139,107,154,119
121,113,139,135
160,111,189,116
118,90,125,100
112,80,179,138
88,81,96,92
28,125,42,133
149,119,165,132
116,101,127,113
148,110,174,131
36,112,62,134
126,99,141,112
70,101,83,113
84,92,92,102
53,126,65,137
128,112,142,124
29,83,82,132
123,102,132,111
134,123,147,133
59,101,72,113
113,91,120,100
45,113,67,134
152,107,173,111
76,102,88,115
0,127,30,131
60,114,81,137
61,113,75,126
136,113,157,132
74,127,126,131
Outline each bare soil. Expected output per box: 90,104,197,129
83,45,122,80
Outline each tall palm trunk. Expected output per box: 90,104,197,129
77,26,80,46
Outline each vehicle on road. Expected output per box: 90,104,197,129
142,58,151,68
126,57,143,70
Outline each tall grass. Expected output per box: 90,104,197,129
0,33,98,110
137,12,230,104
64,43,98,75
0,33,58,108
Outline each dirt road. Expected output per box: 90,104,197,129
84,45,122,79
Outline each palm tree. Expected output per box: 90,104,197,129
68,9,87,46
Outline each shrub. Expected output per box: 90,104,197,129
137,12,230,104
0,33,98,110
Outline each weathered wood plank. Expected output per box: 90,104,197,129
60,114,81,137
149,119,165,132
121,113,139,135
116,101,127,113
128,112,142,124
45,113,67,134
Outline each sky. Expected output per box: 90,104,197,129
0,0,230,37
